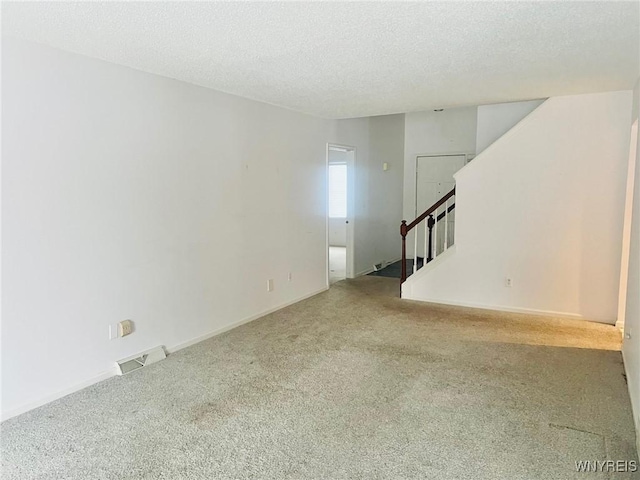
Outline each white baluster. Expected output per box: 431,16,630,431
423,219,428,268
413,227,418,274
444,199,449,251
451,194,455,247
433,206,438,259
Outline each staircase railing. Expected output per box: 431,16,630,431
400,187,456,284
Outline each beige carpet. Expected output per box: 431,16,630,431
1,276,637,479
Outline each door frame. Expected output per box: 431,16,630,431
326,143,356,285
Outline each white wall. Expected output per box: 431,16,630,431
1,38,338,419
368,115,405,267
1,39,407,419
331,115,404,275
403,107,476,222
476,99,544,154
623,78,640,453
403,91,632,324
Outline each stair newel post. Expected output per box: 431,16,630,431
400,220,408,285
427,214,435,263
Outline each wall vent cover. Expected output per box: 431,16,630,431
116,346,166,375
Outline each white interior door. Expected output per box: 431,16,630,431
415,155,466,259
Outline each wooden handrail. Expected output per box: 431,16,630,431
405,187,455,233
400,187,457,286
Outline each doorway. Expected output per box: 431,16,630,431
327,144,355,285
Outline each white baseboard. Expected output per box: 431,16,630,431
355,267,375,277
383,256,403,268
1,286,329,423
355,256,403,278
166,286,328,354
1,368,118,422
400,295,587,321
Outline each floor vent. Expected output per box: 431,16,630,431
373,261,387,272
116,346,166,375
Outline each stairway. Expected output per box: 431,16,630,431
399,91,632,324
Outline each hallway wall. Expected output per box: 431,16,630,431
2,38,336,419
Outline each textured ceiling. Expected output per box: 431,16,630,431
2,1,639,119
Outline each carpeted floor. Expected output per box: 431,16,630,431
1,276,637,479
329,246,346,284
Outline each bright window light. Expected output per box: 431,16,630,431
329,164,347,218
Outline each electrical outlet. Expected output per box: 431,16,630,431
505,277,513,287
267,279,274,292
118,320,134,337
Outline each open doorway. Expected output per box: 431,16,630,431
327,144,355,285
